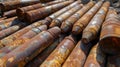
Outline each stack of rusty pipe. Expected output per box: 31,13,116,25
24,1,73,23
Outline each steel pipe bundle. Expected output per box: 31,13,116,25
62,40,96,67
24,1,73,23
2,10,16,18
82,1,110,44
16,0,65,20
99,8,120,55
72,1,103,35
41,35,77,67
84,44,106,67
0,0,40,12
0,27,61,67
44,1,81,26
61,1,95,33
49,4,83,27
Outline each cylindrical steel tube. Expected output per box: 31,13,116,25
44,1,81,26
45,0,65,5
0,0,40,12
0,20,43,48
16,0,65,20
107,55,120,67
72,1,103,35
40,35,77,67
61,1,95,33
0,22,26,39
99,8,120,55
24,1,73,23
3,10,16,18
82,1,110,44
25,34,66,67
62,40,97,67
0,27,61,67
84,44,106,67
0,25,47,58
49,4,83,27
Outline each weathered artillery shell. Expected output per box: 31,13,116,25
0,0,40,12
40,35,77,67
84,44,106,67
24,1,73,23
25,34,66,67
44,1,81,26
0,27,61,67
16,0,64,20
61,1,95,33
62,39,98,67
0,25,47,58
99,8,120,55
0,22,26,39
72,1,103,35
0,21,43,48
3,9,16,18
107,55,120,67
82,1,110,44
49,4,83,27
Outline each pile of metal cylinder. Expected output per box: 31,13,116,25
0,0,120,67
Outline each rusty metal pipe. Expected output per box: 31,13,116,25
61,1,95,33
72,1,103,35
49,4,83,27
0,27,61,67
0,22,26,39
81,1,110,44
0,25,47,58
25,34,66,67
99,8,120,55
0,0,40,12
44,1,81,26
24,1,73,23
62,40,97,67
44,0,65,6
2,9,16,18
0,20,43,48
84,44,106,67
40,35,77,67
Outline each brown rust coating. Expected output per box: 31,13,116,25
61,1,95,33
44,1,81,26
0,0,40,12
0,27,61,67
82,1,110,44
49,4,83,28
0,22,26,39
0,25,47,58
0,17,17,24
44,0,65,6
84,44,106,67
62,40,96,67
2,9,16,18
24,1,73,23
107,55,120,67
40,35,77,67
25,34,66,67
0,20,43,48
99,8,120,55
72,1,103,35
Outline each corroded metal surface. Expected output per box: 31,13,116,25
84,44,106,67
49,4,83,27
40,35,77,67
82,1,110,44
44,1,81,26
25,34,66,67
24,1,73,23
72,1,103,35
61,1,95,33
0,0,40,12
3,9,16,18
107,55,120,67
0,27,61,67
62,40,96,67
99,8,120,55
